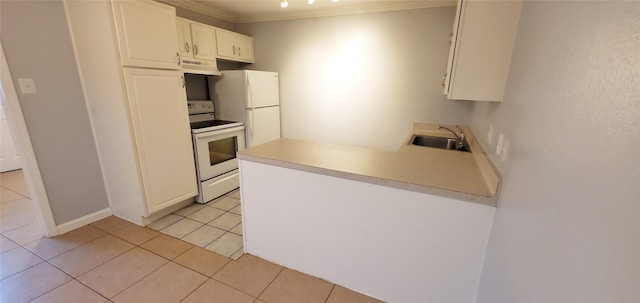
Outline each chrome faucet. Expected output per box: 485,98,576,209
438,125,467,150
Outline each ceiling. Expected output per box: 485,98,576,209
160,0,456,23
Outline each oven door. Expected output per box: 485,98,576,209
194,126,245,181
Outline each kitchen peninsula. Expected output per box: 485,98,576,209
237,123,501,303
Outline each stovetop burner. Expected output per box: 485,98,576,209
190,119,238,130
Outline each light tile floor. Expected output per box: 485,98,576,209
0,170,385,302
150,192,245,259
0,169,42,247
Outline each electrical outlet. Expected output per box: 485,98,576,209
487,125,494,145
496,134,505,156
17,78,37,94
500,137,510,161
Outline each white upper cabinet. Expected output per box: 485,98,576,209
190,23,217,61
122,68,197,214
235,34,254,63
111,0,180,69
176,17,192,58
215,28,254,63
444,0,523,102
176,18,217,62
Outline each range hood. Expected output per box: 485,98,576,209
180,58,221,76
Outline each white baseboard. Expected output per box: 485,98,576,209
56,208,113,234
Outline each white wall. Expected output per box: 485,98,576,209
0,0,110,225
472,1,640,302
241,160,495,303
238,7,473,151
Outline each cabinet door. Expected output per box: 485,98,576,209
122,68,197,214
235,34,254,63
190,23,217,61
111,0,179,69
246,71,279,108
245,106,281,147
445,0,523,102
215,29,237,60
176,17,192,58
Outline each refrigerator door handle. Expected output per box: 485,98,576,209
250,108,255,138
246,77,253,110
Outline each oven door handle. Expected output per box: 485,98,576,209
193,126,245,140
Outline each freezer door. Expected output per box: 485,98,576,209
245,106,281,147
246,71,279,108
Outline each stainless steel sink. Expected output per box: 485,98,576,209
409,135,471,152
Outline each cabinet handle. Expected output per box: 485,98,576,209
232,45,236,55
176,52,181,66
194,44,198,56
181,75,185,88
442,73,447,87
185,42,190,53
238,47,241,56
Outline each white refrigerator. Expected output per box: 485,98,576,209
213,70,281,147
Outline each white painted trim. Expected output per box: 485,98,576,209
159,0,237,22
56,208,113,234
0,42,58,237
237,1,456,23
162,0,455,24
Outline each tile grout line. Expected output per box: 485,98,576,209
71,276,112,302
161,207,242,258
44,241,138,280
99,251,171,301
179,226,226,250
40,233,138,291
0,249,45,281
171,261,211,303
21,267,74,303
1,185,241,300
206,256,263,299
65,224,172,301
253,266,286,301
324,284,337,303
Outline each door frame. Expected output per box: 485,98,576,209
0,42,58,237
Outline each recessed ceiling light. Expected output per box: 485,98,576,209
332,0,339,2
308,0,315,4
280,0,288,8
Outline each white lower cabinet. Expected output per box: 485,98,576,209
122,68,197,214
66,0,198,224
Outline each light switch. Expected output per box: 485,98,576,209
487,125,494,145
496,134,505,156
500,138,510,161
17,78,37,94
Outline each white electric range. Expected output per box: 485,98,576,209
188,100,245,203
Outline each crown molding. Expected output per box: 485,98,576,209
160,0,455,24
236,1,455,23
158,0,239,22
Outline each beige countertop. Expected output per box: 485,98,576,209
238,122,501,207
